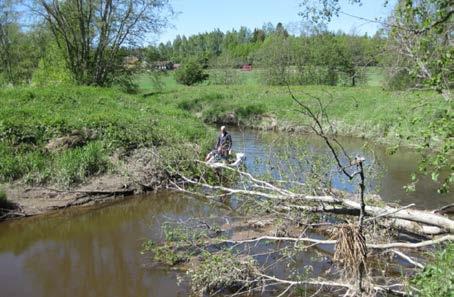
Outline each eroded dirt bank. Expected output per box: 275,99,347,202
1,148,169,219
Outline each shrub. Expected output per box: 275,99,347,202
189,251,258,294
175,60,208,86
31,42,72,87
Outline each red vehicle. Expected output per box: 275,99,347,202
241,64,252,71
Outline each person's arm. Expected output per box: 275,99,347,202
215,135,220,149
226,134,232,150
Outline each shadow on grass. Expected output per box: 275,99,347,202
142,90,178,98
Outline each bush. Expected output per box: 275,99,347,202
175,60,208,86
31,42,72,87
412,244,454,297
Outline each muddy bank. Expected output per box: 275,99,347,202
1,147,170,220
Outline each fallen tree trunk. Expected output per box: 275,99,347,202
342,199,454,234
176,166,454,236
221,234,454,250
279,204,449,235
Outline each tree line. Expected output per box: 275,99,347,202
141,23,384,86
0,0,452,93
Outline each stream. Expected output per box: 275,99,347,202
0,128,452,297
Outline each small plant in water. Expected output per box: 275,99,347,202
188,251,259,295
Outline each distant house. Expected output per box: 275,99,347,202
123,56,140,70
153,61,174,71
241,64,252,71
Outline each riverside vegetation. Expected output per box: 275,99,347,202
1,69,451,212
0,84,215,216
138,70,448,146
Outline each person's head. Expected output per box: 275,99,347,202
220,126,226,133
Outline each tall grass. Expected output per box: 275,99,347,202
0,85,212,187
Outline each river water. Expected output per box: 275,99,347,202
0,129,452,297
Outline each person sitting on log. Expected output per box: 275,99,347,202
205,126,232,162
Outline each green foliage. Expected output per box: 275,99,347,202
141,240,188,265
53,142,108,187
208,54,241,85
386,0,453,94
141,222,220,266
406,104,453,193
175,60,208,86
0,23,44,85
386,69,416,91
31,42,72,86
188,251,258,294
145,26,384,87
412,244,454,297
36,0,172,86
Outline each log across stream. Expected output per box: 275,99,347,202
0,128,452,297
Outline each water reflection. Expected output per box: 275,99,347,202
0,193,227,297
228,127,452,209
0,129,451,297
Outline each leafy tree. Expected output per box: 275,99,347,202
275,22,289,37
386,0,453,98
337,34,369,86
298,0,453,192
0,1,44,85
255,35,294,85
175,60,208,86
251,28,266,43
0,0,17,83
36,0,172,86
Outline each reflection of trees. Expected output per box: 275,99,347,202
0,191,225,297
229,128,449,208
0,191,224,254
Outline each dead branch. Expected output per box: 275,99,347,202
175,167,454,235
255,272,409,297
391,250,424,269
220,234,454,250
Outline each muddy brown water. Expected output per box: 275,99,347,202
0,129,452,297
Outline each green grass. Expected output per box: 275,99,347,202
412,244,454,297
365,67,385,87
0,85,212,187
135,72,446,147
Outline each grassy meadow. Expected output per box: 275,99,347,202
0,67,447,189
137,69,446,146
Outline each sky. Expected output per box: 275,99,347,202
153,0,397,45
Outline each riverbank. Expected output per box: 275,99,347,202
137,73,449,149
1,76,450,219
0,85,213,219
